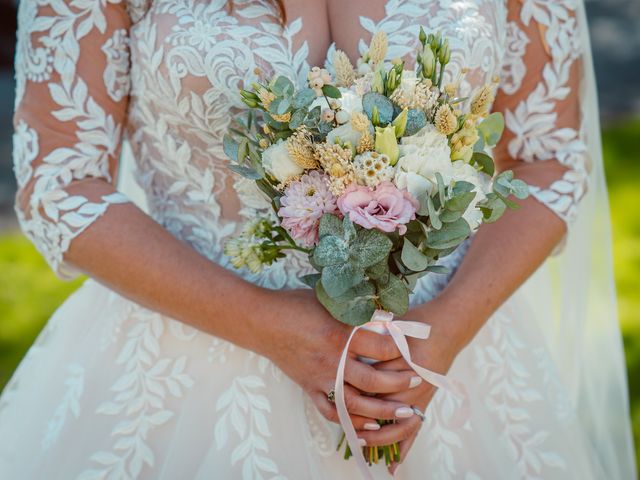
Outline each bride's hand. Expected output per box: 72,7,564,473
257,288,423,432
359,300,465,475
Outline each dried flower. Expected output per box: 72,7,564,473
353,151,396,187
357,132,375,154
390,76,438,115
333,50,356,87
470,84,495,116
368,31,388,65
434,104,458,136
257,87,276,110
315,142,356,195
271,111,292,123
351,112,371,133
286,127,318,169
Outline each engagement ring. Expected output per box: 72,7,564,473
327,389,335,404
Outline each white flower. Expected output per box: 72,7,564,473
309,88,363,116
394,125,453,198
397,70,418,98
326,122,362,148
262,140,304,183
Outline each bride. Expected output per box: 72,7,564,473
1,0,636,478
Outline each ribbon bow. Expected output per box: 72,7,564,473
333,310,467,479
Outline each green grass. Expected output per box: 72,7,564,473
0,119,638,465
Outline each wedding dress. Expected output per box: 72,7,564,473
1,0,636,478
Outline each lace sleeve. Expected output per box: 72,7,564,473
493,0,589,225
12,0,132,279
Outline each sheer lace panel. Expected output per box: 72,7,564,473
13,0,132,279
495,0,589,225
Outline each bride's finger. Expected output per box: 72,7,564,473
344,358,422,394
343,385,415,421
349,330,401,362
372,357,411,371
357,416,421,447
311,391,378,429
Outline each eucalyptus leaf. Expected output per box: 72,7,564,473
223,135,239,162
401,238,430,272
477,112,504,147
427,196,442,230
315,281,377,326
445,191,476,212
436,172,446,207
318,214,344,238
313,236,349,266
322,84,342,98
404,109,427,136
376,274,409,316
439,209,463,223
426,217,471,249
293,88,317,109
271,76,294,96
343,216,357,243
471,151,495,176
362,92,394,126
289,108,308,130
365,259,390,281
228,164,262,180
321,262,365,298
351,229,393,268
425,265,451,274
510,179,530,199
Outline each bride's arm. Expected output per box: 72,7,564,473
362,0,591,461
14,0,422,430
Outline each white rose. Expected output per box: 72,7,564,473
394,125,453,198
262,140,304,183
309,88,363,116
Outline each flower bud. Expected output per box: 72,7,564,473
392,108,408,138
374,125,400,166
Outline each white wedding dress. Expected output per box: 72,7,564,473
1,0,636,478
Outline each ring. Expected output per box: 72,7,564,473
327,389,336,404
412,406,425,422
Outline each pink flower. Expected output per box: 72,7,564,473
278,171,339,247
337,182,418,235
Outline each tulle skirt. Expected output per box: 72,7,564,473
0,264,633,479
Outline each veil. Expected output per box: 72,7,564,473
518,2,636,477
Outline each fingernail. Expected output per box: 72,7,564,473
358,438,367,447
364,422,380,431
395,406,414,418
409,376,422,388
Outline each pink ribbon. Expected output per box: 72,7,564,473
333,310,467,479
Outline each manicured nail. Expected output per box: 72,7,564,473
358,438,367,447
395,406,414,418
409,376,422,388
364,422,380,431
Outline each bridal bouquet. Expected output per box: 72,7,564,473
223,29,528,469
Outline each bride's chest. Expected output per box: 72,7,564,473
128,0,507,111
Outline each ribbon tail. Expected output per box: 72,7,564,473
334,326,374,480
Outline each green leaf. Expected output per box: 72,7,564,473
436,172,446,207
376,274,409,316
321,262,365,297
322,84,342,98
228,164,262,180
439,209,463,223
426,217,471,249
300,274,321,288
223,135,239,161
426,196,442,230
318,214,344,238
362,92,394,126
292,88,317,109
477,112,504,147
470,151,495,176
313,236,349,267
289,108,308,130
445,191,476,212
365,259,390,281
271,76,294,96
343,216,357,243
510,179,530,200
401,238,430,272
315,281,377,326
404,109,427,136
351,229,393,268
425,265,451,274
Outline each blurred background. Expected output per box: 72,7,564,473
0,0,638,466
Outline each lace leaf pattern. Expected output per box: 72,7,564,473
214,376,286,480
42,363,85,450
77,306,194,480
13,0,132,279
473,312,567,478
502,0,589,223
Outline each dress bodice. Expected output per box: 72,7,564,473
13,0,589,295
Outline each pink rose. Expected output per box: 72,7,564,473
337,182,418,235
